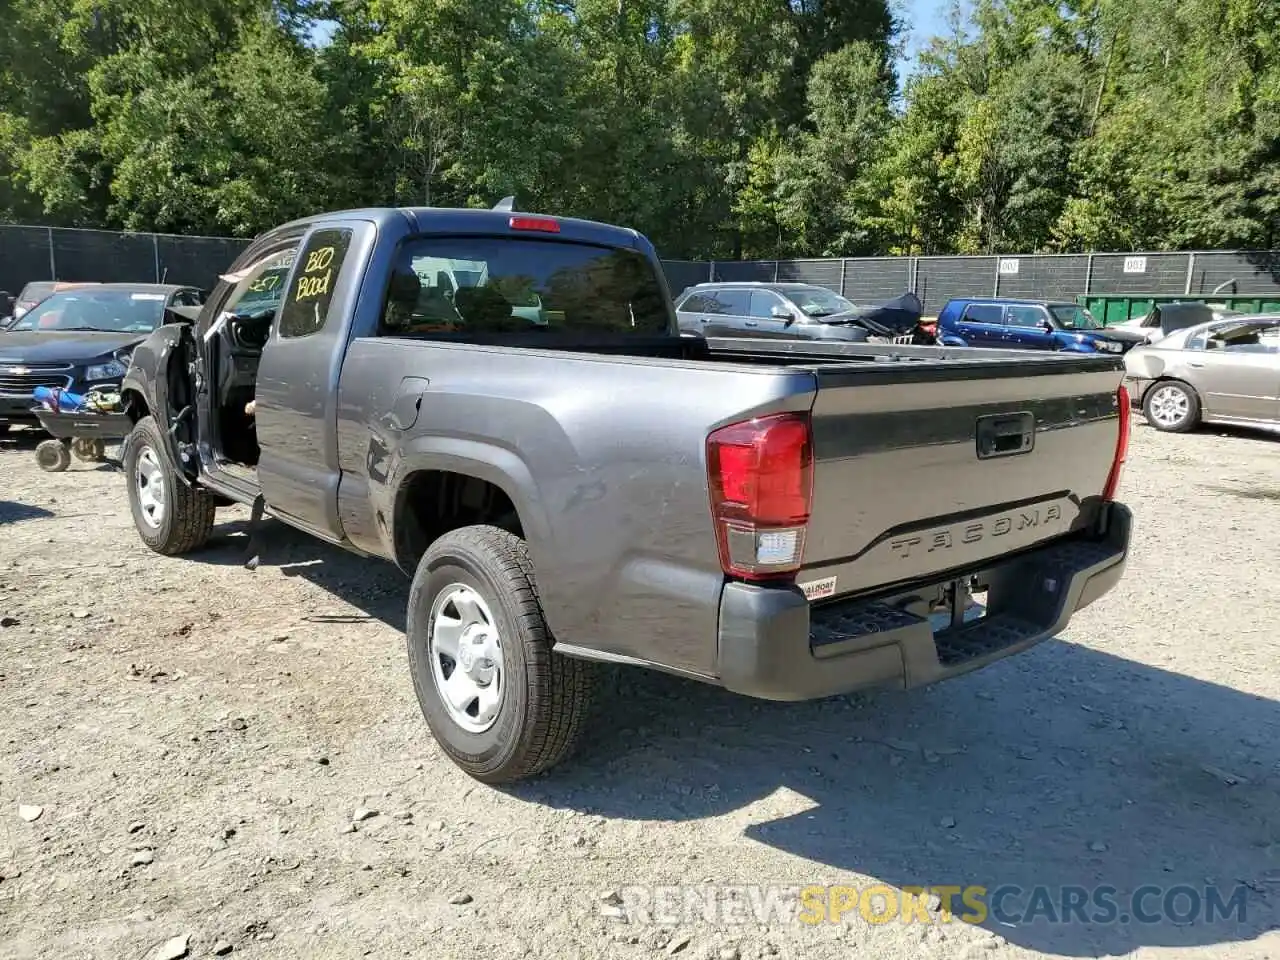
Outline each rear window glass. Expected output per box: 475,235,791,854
379,237,670,337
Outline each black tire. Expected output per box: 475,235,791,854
406,525,594,784
1142,379,1200,433
123,415,216,555
0,423,11,436
35,439,70,472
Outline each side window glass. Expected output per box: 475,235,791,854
963,304,1004,324
714,290,751,315
278,229,354,338
1005,306,1044,328
749,291,783,318
220,249,297,319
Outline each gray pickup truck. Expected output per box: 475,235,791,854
118,205,1133,784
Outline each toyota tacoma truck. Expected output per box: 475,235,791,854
118,205,1133,784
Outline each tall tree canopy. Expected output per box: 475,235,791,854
0,0,1276,256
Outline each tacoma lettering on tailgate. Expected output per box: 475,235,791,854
889,504,1065,560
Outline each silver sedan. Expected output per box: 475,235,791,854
1123,314,1280,433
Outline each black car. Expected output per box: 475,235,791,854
0,283,204,431
674,281,926,342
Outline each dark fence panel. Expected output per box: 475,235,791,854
1189,251,1280,296
0,226,54,295
778,259,845,293
839,258,910,302
661,260,711,298
712,260,776,283
1089,252,1190,296
0,224,253,297
157,235,252,290
993,254,1091,302
50,229,157,283
915,257,998,314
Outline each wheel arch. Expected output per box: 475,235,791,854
389,441,553,581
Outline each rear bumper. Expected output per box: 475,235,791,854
716,501,1132,701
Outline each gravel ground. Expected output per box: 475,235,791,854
1,419,1278,960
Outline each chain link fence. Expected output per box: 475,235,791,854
4,224,1279,318
0,224,251,296
660,251,1280,315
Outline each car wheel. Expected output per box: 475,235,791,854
124,415,216,554
1142,380,1200,433
406,524,595,784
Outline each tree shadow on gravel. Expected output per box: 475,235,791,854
172,521,1279,957
0,500,55,524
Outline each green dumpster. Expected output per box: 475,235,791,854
1078,293,1280,326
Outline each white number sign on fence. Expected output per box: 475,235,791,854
1123,256,1147,274
999,258,1020,275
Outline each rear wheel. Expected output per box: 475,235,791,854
124,415,216,555
1143,380,1200,433
406,525,594,784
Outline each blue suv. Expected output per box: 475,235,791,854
937,299,1145,354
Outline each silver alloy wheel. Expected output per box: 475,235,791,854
1148,384,1190,428
135,445,166,528
428,583,505,734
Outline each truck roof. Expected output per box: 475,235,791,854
267,206,647,251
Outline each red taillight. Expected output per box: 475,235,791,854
509,215,560,233
707,412,814,581
1103,384,1131,501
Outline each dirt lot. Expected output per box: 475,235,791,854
1,420,1278,960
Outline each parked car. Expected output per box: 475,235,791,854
938,299,1147,354
1110,301,1242,345
674,282,964,345
0,283,204,432
1123,313,1280,432
5,280,99,325
118,205,1131,785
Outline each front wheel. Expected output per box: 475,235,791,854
1142,380,1200,433
123,415,216,555
406,525,594,784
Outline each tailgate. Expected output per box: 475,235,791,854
798,353,1125,598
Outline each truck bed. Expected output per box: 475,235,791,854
335,330,1126,681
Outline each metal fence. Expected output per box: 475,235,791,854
660,251,1280,315
0,224,251,295
4,224,1280,318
